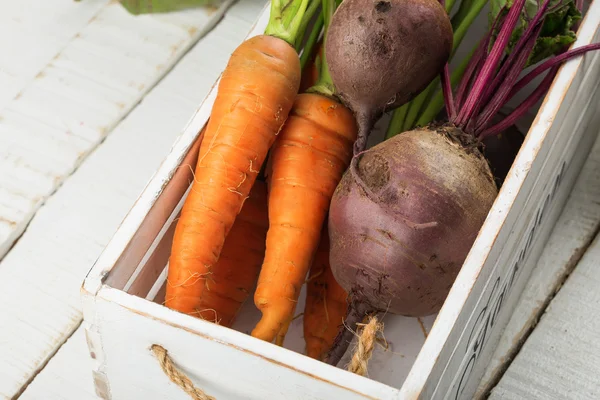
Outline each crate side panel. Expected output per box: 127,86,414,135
433,47,600,400
476,97,600,396
400,11,600,399
94,292,393,400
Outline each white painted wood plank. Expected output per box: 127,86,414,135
0,0,111,109
1,2,266,398
489,229,600,399
476,122,600,396
0,0,237,259
18,327,97,400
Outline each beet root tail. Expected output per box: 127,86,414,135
324,302,372,366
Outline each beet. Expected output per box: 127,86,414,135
325,0,600,365
325,0,453,152
325,127,497,363
331,126,497,314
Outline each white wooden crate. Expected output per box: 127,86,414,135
81,3,600,399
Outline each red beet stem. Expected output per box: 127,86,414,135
506,43,600,103
454,35,490,110
449,0,600,138
478,0,552,108
453,0,526,127
474,24,542,133
479,66,560,138
441,64,456,119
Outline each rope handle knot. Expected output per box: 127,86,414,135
151,317,383,399
347,316,384,376
151,344,216,400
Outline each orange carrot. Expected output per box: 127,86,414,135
183,180,269,327
303,225,348,360
252,95,356,342
252,92,356,343
165,1,320,317
251,0,358,342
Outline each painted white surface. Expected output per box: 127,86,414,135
1,2,267,398
87,288,401,400
19,327,97,400
489,228,600,399
0,0,237,259
477,122,600,396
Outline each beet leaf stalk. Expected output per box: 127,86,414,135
385,0,490,139
387,0,584,139
325,0,600,367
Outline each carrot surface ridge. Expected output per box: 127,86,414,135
303,226,348,360
165,34,301,316
252,93,357,343
178,180,269,327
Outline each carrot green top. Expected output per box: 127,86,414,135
265,0,321,50
306,0,340,99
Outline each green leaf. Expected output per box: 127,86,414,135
119,0,221,15
490,0,581,66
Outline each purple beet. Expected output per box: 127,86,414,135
325,0,600,365
325,0,453,153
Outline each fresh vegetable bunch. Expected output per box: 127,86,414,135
324,0,599,364
162,0,599,370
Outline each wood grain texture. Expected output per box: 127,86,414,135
489,230,600,399
0,0,236,259
88,288,399,400
18,327,97,400
1,2,267,398
477,121,600,396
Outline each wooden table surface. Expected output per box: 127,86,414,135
1,1,599,399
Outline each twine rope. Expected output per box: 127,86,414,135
151,344,216,400
347,316,384,376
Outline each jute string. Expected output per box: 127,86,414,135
151,344,216,400
150,318,383,397
347,316,384,376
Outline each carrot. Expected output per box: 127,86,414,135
303,225,348,360
251,0,357,343
165,0,319,317
180,180,269,327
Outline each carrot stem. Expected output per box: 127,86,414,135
265,0,321,48
306,0,341,98
300,13,324,70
